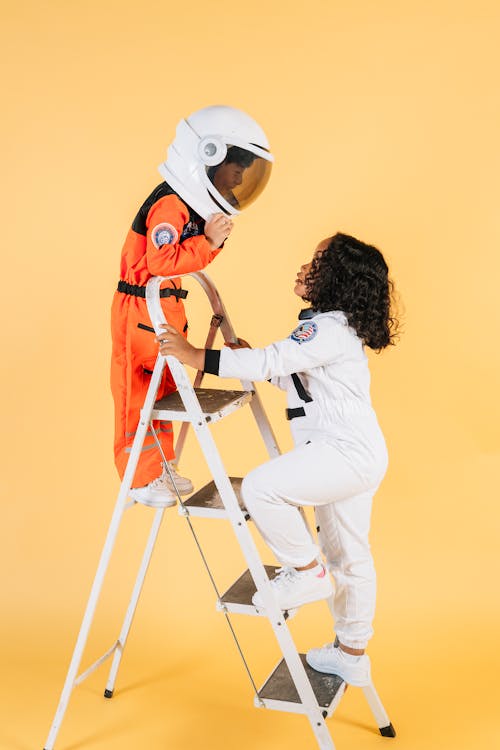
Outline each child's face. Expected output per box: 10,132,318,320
294,238,331,299
213,162,245,193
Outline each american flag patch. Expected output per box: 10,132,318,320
290,321,318,344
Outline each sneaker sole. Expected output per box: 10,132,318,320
130,497,177,509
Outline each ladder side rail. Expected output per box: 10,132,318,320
101,338,182,696
174,270,231,462
238,380,281,459
153,272,210,462
191,271,281,459
44,355,167,750
146,278,334,749
174,311,224,461
145,277,206,410
362,683,391,730
104,507,165,698
188,413,335,750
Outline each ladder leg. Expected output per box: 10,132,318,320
246,388,280,458
104,507,165,697
307,717,336,750
43,495,129,750
43,360,165,750
362,681,396,737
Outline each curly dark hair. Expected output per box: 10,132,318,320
304,233,399,350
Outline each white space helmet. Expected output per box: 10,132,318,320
158,105,273,220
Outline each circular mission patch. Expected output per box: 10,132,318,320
151,222,179,249
290,321,318,344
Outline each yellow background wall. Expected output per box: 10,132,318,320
1,1,499,748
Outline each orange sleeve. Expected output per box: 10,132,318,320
145,194,222,277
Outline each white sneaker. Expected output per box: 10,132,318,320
252,565,333,610
163,462,194,495
306,642,371,686
129,474,177,508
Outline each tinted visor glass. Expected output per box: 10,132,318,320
206,145,272,210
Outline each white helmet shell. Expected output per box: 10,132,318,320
159,105,273,220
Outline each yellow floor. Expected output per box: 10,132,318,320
3,612,499,750
3,465,499,750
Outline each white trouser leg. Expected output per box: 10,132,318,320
241,437,384,649
315,491,376,649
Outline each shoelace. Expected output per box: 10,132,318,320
162,462,182,482
322,642,338,652
149,474,169,490
272,567,299,589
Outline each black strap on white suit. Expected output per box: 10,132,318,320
287,373,313,420
286,308,317,421
286,307,318,420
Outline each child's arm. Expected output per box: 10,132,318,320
157,317,345,380
157,325,205,370
156,327,250,369
145,194,232,277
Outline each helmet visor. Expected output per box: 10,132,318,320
206,145,272,211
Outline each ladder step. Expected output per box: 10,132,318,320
152,387,253,423
181,477,245,518
257,654,345,716
218,566,296,617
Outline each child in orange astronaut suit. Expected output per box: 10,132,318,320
110,106,273,507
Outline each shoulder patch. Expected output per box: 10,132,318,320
290,321,318,344
151,222,179,249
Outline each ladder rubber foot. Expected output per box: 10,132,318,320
104,689,114,698
379,723,396,738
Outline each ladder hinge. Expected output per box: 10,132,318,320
210,314,224,328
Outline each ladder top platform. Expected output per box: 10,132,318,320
152,387,253,423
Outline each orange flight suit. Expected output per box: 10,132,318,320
111,182,221,488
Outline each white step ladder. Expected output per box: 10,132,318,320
43,271,396,750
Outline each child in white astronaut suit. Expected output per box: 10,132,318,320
157,232,398,687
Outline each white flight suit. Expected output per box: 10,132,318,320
205,309,388,649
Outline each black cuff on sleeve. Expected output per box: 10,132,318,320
204,349,221,375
